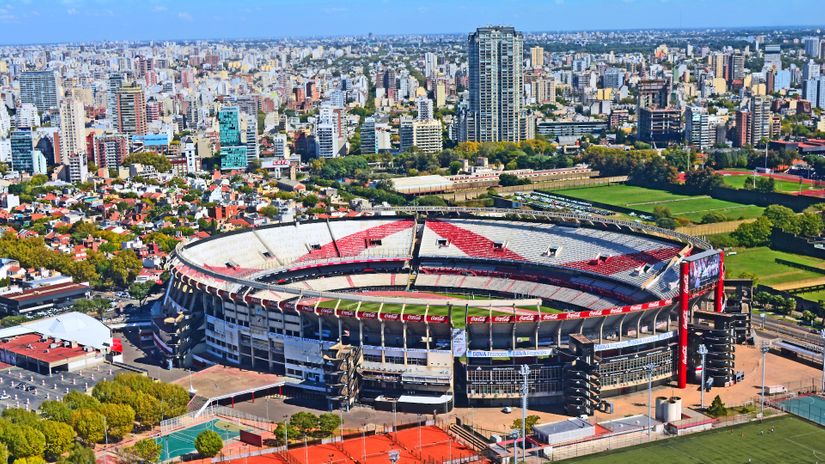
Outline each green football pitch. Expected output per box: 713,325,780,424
724,247,825,287
554,184,765,223
560,415,825,464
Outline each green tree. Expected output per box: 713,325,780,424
12,457,46,464
801,310,817,325
122,152,172,172
129,392,162,428
1,316,27,328
127,438,162,463
798,212,824,237
2,408,40,427
0,443,8,464
57,445,95,464
148,383,190,418
63,392,100,411
97,403,136,440
512,415,541,434
415,195,447,207
113,373,155,394
707,395,727,417
70,409,105,444
5,425,46,459
764,205,800,234
92,380,135,405
39,400,72,423
127,282,152,305
194,430,223,457
106,250,143,288
289,412,318,438
273,422,299,446
318,413,341,437
39,420,76,461
684,167,723,194
732,216,773,247
301,194,319,208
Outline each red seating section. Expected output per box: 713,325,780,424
562,246,682,276
296,219,414,262
425,220,527,261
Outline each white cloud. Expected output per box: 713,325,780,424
66,7,77,15
177,11,192,21
152,5,167,12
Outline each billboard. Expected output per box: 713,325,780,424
685,250,722,291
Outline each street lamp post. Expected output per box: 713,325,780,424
646,363,655,438
698,344,709,410
761,342,771,419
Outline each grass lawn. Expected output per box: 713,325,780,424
554,184,764,223
721,174,811,194
724,247,825,287
313,292,562,326
796,289,825,303
560,415,825,464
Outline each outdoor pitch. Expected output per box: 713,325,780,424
555,184,765,222
777,395,825,426
724,247,825,288
561,415,825,464
157,418,243,460
721,174,811,194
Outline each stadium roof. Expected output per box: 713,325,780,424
0,311,112,350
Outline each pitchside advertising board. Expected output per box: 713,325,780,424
684,250,723,292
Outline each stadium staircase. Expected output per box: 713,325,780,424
326,220,343,258
448,423,489,451
252,229,283,266
407,216,425,290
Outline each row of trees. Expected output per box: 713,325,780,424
38,373,190,447
0,234,143,289
730,205,824,248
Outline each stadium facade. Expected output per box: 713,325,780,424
160,208,749,415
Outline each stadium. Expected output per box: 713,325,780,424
160,207,750,415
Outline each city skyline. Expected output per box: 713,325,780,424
0,0,824,45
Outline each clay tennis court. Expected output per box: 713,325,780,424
212,425,482,464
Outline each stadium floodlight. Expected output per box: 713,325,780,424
820,329,825,394
698,344,709,410
646,363,655,438
519,364,531,464
760,313,766,330
760,342,771,419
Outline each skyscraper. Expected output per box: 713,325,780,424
218,106,249,169
59,98,86,157
10,129,34,173
804,37,821,58
467,26,524,142
361,117,377,155
116,83,147,135
20,71,60,113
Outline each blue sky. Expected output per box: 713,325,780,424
1,0,824,44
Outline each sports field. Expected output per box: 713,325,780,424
157,419,242,460
724,247,825,287
312,290,563,326
561,415,825,464
555,184,764,223
721,174,810,193
778,395,825,426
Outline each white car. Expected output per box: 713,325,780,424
0,393,9,400
502,407,512,414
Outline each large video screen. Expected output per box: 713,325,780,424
687,251,722,291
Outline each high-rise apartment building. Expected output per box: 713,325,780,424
467,26,524,142
273,134,290,159
400,118,442,154
734,110,750,148
20,71,60,113
803,77,825,109
107,73,124,126
711,53,726,79
685,106,711,149
59,98,86,157
116,83,147,135
218,106,249,169
416,96,434,121
315,105,341,159
530,46,544,70
749,96,771,146
728,54,745,82
804,37,821,58
93,134,129,168
361,117,377,155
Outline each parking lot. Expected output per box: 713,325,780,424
0,364,129,411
